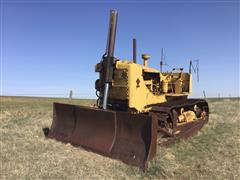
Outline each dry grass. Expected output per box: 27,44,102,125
0,96,239,179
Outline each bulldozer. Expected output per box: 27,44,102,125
45,10,209,170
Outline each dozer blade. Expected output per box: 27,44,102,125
47,103,157,169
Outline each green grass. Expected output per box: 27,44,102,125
0,96,239,179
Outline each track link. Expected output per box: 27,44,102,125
150,98,209,146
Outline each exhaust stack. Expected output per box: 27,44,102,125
133,38,137,63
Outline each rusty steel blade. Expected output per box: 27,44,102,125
111,111,157,169
47,103,157,169
71,106,117,154
48,103,76,142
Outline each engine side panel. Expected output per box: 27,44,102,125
103,60,192,113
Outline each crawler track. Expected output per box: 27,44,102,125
150,98,209,146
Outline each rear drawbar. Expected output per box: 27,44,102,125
46,103,158,170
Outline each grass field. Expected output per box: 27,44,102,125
0,96,239,179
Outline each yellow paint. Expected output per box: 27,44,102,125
177,110,197,124
107,60,192,113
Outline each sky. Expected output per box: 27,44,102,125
1,0,239,99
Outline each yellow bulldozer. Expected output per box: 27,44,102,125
45,10,209,170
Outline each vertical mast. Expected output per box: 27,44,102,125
102,10,118,109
